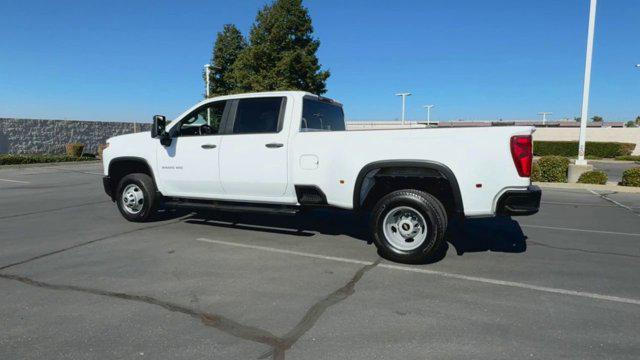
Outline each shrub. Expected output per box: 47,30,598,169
65,143,85,157
577,170,608,185
0,154,97,165
97,144,107,159
533,141,635,158
536,156,570,182
615,155,640,161
531,162,541,182
620,167,640,187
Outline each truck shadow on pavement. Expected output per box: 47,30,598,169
184,208,371,241
183,209,527,263
445,216,527,256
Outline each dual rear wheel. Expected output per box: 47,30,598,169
370,189,448,264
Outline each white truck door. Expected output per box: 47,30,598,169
218,97,289,197
156,100,228,198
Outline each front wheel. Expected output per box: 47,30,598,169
116,173,159,222
371,189,448,264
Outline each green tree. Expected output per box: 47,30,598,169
591,115,603,122
205,24,247,97
625,121,636,128
635,116,640,125
231,0,330,94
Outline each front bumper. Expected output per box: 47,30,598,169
102,176,113,200
496,185,541,216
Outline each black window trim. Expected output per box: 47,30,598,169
169,100,231,137
299,95,345,133
222,96,288,135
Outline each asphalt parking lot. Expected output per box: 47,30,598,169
590,160,640,183
1,162,639,360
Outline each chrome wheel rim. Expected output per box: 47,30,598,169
382,206,428,251
121,184,144,214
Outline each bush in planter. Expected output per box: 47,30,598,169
65,143,85,157
536,156,570,182
620,167,640,187
531,162,541,182
577,170,608,185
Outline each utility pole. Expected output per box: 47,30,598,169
576,0,597,166
423,105,435,126
204,64,212,98
204,64,212,125
537,112,553,126
395,93,411,125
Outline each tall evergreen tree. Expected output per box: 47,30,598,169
231,0,330,94
205,24,246,97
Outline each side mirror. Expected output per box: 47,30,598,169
151,115,166,138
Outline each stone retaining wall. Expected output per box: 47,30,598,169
0,118,150,154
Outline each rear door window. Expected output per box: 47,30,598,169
231,97,285,134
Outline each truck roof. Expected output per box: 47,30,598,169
171,91,339,125
208,90,320,102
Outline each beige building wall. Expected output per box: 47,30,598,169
533,128,640,155
345,122,640,155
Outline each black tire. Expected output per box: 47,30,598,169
116,173,159,222
371,189,448,264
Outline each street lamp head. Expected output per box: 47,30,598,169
395,93,411,97
423,104,435,109
636,64,640,68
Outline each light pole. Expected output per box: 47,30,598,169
204,64,212,125
395,93,411,125
204,64,212,98
423,105,435,126
576,0,598,166
537,112,553,126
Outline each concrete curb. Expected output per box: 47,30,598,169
534,181,640,193
0,160,101,169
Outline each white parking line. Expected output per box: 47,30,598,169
0,178,30,184
196,238,640,306
541,201,615,207
520,224,640,237
589,189,638,215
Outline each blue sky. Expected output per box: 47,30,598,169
1,0,639,122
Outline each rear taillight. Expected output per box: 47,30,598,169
510,135,532,177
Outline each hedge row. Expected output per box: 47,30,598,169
0,154,97,165
534,141,635,158
615,155,640,162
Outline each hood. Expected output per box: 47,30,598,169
107,131,152,144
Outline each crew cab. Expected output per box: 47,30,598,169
102,91,540,263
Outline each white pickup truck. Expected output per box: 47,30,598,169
102,91,540,263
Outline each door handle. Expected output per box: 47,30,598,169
265,143,284,148
201,144,217,149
